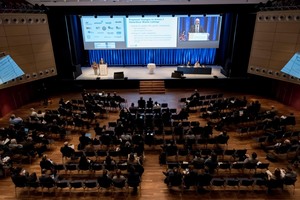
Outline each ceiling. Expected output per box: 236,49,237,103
26,0,269,7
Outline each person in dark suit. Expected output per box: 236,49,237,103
189,18,205,33
39,169,56,186
60,141,75,158
97,169,112,188
127,165,141,193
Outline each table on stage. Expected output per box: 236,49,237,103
147,63,156,74
177,66,212,74
99,64,108,76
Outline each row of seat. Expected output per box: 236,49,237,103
167,175,296,195
54,162,141,174
14,178,138,197
166,161,270,175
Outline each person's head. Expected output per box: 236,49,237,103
106,155,112,164
274,168,281,179
42,154,48,161
10,138,17,144
103,169,108,176
115,169,122,176
129,153,135,161
195,18,200,25
211,153,218,162
251,152,257,159
64,141,68,146
10,114,16,119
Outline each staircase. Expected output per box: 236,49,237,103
139,80,165,94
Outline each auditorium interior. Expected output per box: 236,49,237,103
1,0,300,199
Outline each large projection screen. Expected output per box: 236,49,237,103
80,14,222,50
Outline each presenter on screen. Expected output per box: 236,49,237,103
91,61,99,75
189,18,205,33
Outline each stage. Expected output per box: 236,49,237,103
76,65,227,80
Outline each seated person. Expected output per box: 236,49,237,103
97,169,112,188
183,165,198,189
214,131,229,145
112,169,127,187
266,168,285,192
127,165,141,193
40,154,56,174
78,155,91,171
39,168,56,185
11,167,37,184
194,61,201,68
204,153,218,174
9,114,23,126
243,152,259,165
138,97,146,109
186,61,191,67
127,153,140,165
163,167,183,186
60,141,75,158
283,165,297,181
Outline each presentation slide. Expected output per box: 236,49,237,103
0,55,24,84
126,17,177,48
80,14,222,50
281,52,300,79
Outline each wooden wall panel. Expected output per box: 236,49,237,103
32,42,53,53
251,41,273,50
0,26,6,36
253,32,275,41
276,22,300,33
4,25,29,36
0,37,8,47
36,60,56,69
30,35,52,44
0,13,56,90
12,54,35,66
251,49,272,59
248,10,300,85
254,22,277,32
272,43,297,53
28,24,49,35
273,33,299,44
249,57,270,67
34,52,55,62
9,45,33,56
6,35,31,46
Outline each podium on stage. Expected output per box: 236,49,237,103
99,64,108,76
147,63,156,74
188,33,209,41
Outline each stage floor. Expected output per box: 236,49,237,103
76,65,226,80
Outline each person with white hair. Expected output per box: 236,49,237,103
8,138,23,149
9,114,23,125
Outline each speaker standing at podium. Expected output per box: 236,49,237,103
189,18,205,33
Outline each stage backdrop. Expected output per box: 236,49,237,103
88,48,216,66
